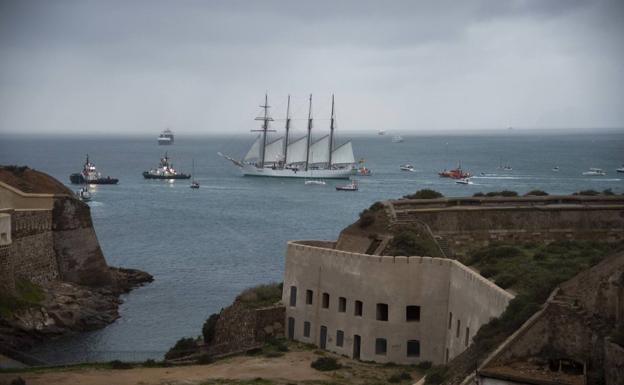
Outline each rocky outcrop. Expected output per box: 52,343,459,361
0,267,153,351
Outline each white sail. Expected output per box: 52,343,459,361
264,137,284,163
244,135,261,161
331,141,355,165
309,135,330,164
286,136,308,164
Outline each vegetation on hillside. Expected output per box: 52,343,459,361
202,313,220,344
432,240,624,385
0,279,45,318
403,189,444,199
573,188,616,196
523,190,549,196
358,201,385,228
235,282,283,309
472,190,518,197
165,337,199,360
383,227,443,257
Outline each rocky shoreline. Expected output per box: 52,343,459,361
0,267,153,353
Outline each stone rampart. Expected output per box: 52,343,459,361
389,196,624,257
282,241,512,364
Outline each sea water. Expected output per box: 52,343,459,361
0,132,622,363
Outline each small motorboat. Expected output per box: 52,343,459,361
582,168,606,176
552,166,560,172
503,165,513,171
305,179,326,186
336,180,358,191
617,165,624,173
76,187,92,202
400,164,415,172
455,178,473,185
190,159,200,188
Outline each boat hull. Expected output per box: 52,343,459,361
142,172,190,179
70,174,119,185
240,164,351,179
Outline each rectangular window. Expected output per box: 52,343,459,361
289,286,297,307
306,289,313,305
338,297,347,313
448,312,453,329
406,305,421,322
336,330,344,347
376,303,389,321
303,321,311,337
375,338,387,355
354,300,363,316
407,340,420,357
465,327,470,346
456,319,461,338
322,292,330,309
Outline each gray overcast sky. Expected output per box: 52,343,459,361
1,0,623,135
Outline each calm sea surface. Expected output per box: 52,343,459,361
0,132,622,364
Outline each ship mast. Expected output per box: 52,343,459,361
283,95,291,168
252,93,274,168
305,94,313,171
328,94,335,167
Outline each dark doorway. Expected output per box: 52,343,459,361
287,317,295,340
320,326,327,349
353,334,361,360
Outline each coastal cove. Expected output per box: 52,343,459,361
0,132,622,364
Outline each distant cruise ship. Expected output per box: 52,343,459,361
158,128,174,145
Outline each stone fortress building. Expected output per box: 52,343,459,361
282,195,624,365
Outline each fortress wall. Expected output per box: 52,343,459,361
0,182,54,211
283,241,511,364
446,261,514,361
396,206,624,256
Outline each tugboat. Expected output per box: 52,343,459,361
143,153,191,179
158,128,174,145
69,155,119,185
439,162,471,179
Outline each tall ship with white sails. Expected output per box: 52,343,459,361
221,94,355,179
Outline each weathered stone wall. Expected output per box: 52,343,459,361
0,244,13,295
208,303,285,357
52,196,111,286
283,240,512,364
605,340,624,385
390,197,624,257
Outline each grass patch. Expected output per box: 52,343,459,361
311,357,342,371
236,282,283,309
0,279,45,318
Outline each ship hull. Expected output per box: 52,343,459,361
70,174,119,185
142,172,190,179
241,164,351,179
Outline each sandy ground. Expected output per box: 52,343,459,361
0,351,330,385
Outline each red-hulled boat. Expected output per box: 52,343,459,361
439,163,471,179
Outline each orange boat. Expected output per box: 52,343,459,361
439,163,471,179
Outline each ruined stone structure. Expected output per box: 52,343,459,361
282,240,513,365
386,195,624,258
471,252,624,385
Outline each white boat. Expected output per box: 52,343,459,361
582,168,606,176
304,180,326,186
392,136,404,143
157,128,174,145
76,187,92,202
455,178,473,185
336,179,358,191
617,165,624,173
220,94,355,179
378,129,386,136
400,164,415,172
190,159,200,188
552,166,560,172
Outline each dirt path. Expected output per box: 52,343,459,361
0,351,330,385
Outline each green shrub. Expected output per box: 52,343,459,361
196,353,214,365
236,282,283,309
524,190,548,196
310,356,342,371
359,211,376,228
143,358,158,367
479,266,498,278
388,371,413,382
387,231,428,256
416,361,432,370
495,274,517,289
424,365,448,385
603,188,615,196
485,190,518,197
2,165,29,174
369,201,384,211
473,192,485,197
165,337,199,360
403,189,444,199
110,360,133,369
573,189,600,196
202,313,220,344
